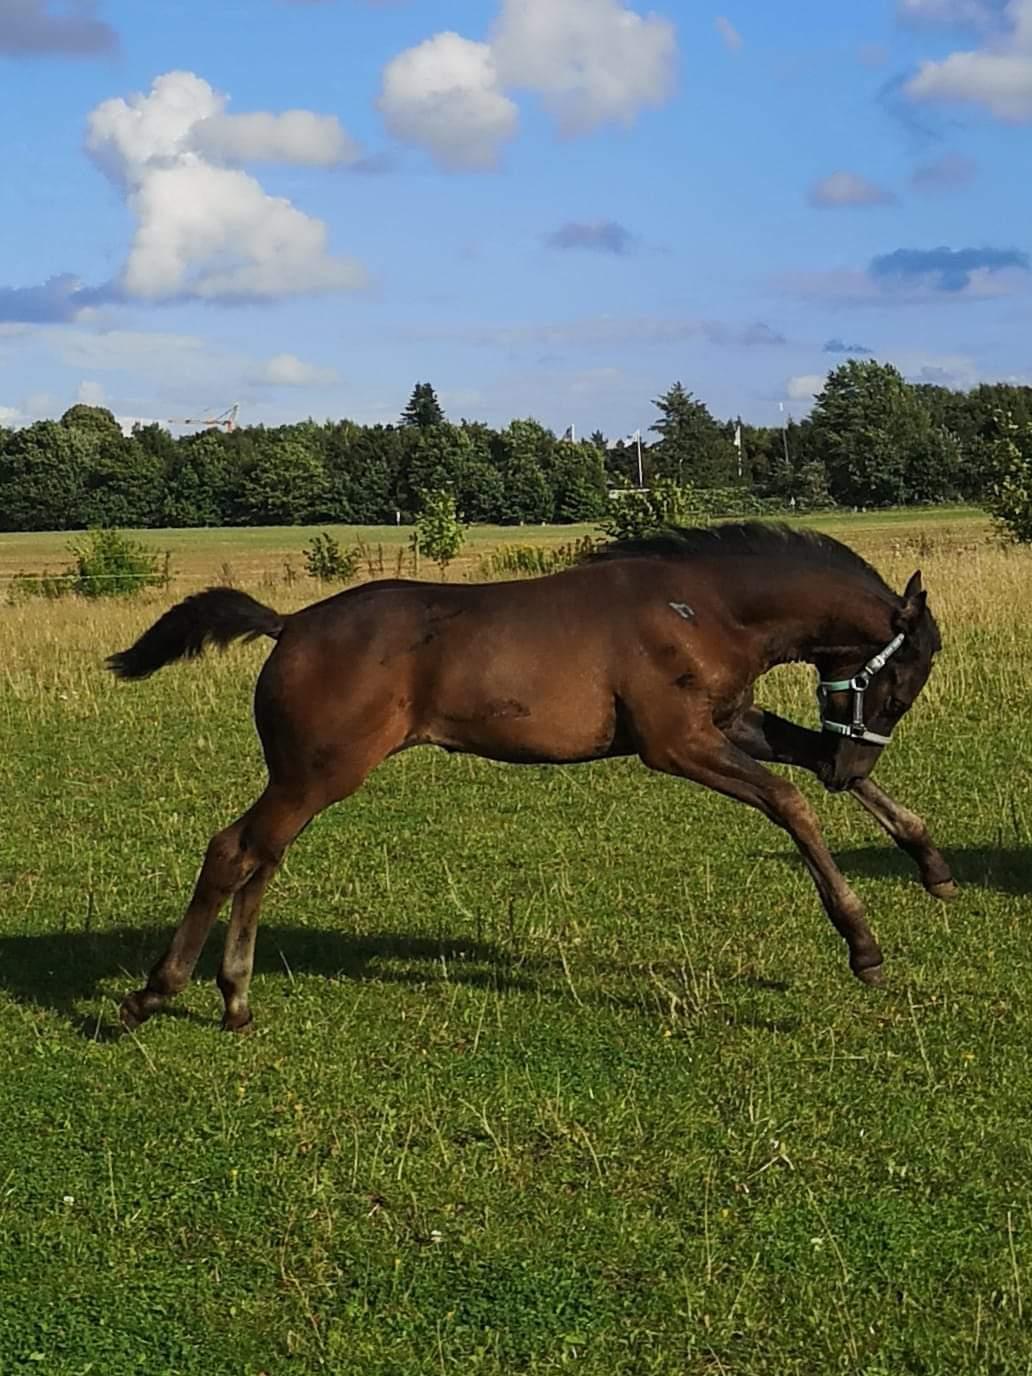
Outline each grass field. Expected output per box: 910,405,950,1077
0,503,992,588
1,510,1031,1374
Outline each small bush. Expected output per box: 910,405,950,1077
6,570,75,605
411,490,465,576
477,536,599,580
67,528,165,598
303,532,362,583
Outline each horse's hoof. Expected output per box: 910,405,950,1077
119,991,149,1031
853,962,885,987
928,879,959,902
221,1008,254,1034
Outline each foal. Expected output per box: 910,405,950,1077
109,523,953,1030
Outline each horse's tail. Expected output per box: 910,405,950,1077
106,587,285,681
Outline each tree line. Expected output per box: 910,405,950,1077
0,364,1024,533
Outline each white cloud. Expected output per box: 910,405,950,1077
379,33,518,171
808,171,896,207
0,405,20,425
715,15,742,51
491,0,676,135
254,353,339,386
907,49,1032,117
192,110,360,167
906,0,1032,119
378,0,677,168
786,374,825,400
86,71,368,301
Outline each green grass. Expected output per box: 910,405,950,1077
0,516,1030,1373
0,505,992,587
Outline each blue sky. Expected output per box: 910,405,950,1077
1,0,1030,437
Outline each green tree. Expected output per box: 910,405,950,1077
496,419,554,524
235,437,330,525
549,439,608,521
400,382,445,430
809,360,959,507
0,421,90,530
161,431,232,527
650,383,738,487
984,412,1032,542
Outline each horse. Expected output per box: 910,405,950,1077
108,522,953,1032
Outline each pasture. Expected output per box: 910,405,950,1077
0,509,1030,1374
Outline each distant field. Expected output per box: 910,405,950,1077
1,506,1030,1374
0,504,993,589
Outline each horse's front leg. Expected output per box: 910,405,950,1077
641,727,884,983
726,707,957,900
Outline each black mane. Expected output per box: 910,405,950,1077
587,521,895,597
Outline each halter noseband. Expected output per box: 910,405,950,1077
817,633,905,747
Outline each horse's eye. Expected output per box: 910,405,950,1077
888,697,907,716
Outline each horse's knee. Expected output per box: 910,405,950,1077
201,826,257,894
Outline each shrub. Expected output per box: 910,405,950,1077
67,528,166,598
477,536,599,579
303,531,362,583
411,490,465,575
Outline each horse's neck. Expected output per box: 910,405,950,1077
729,571,896,670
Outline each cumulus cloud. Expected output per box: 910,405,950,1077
254,353,338,386
809,171,897,207
715,16,742,51
192,111,360,167
379,33,518,171
545,220,636,255
85,71,368,301
378,0,677,168
0,0,117,57
906,0,1032,119
491,0,677,135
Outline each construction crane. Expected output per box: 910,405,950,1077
168,402,240,433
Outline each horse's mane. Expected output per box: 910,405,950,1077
586,521,895,597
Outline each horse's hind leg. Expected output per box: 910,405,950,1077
120,784,316,1031
726,708,957,900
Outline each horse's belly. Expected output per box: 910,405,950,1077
427,694,624,765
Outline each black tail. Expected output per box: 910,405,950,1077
107,587,285,681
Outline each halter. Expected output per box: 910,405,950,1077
817,633,906,747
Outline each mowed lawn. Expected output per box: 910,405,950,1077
0,512,1030,1374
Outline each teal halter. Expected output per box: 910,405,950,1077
817,633,905,747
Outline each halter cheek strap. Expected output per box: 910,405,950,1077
817,632,906,747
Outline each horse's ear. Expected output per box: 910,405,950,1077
894,570,927,631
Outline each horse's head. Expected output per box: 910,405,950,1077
817,571,940,792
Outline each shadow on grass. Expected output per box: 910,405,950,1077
0,925,537,1036
756,845,1031,896
0,922,808,1041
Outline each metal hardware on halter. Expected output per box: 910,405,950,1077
817,632,906,747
